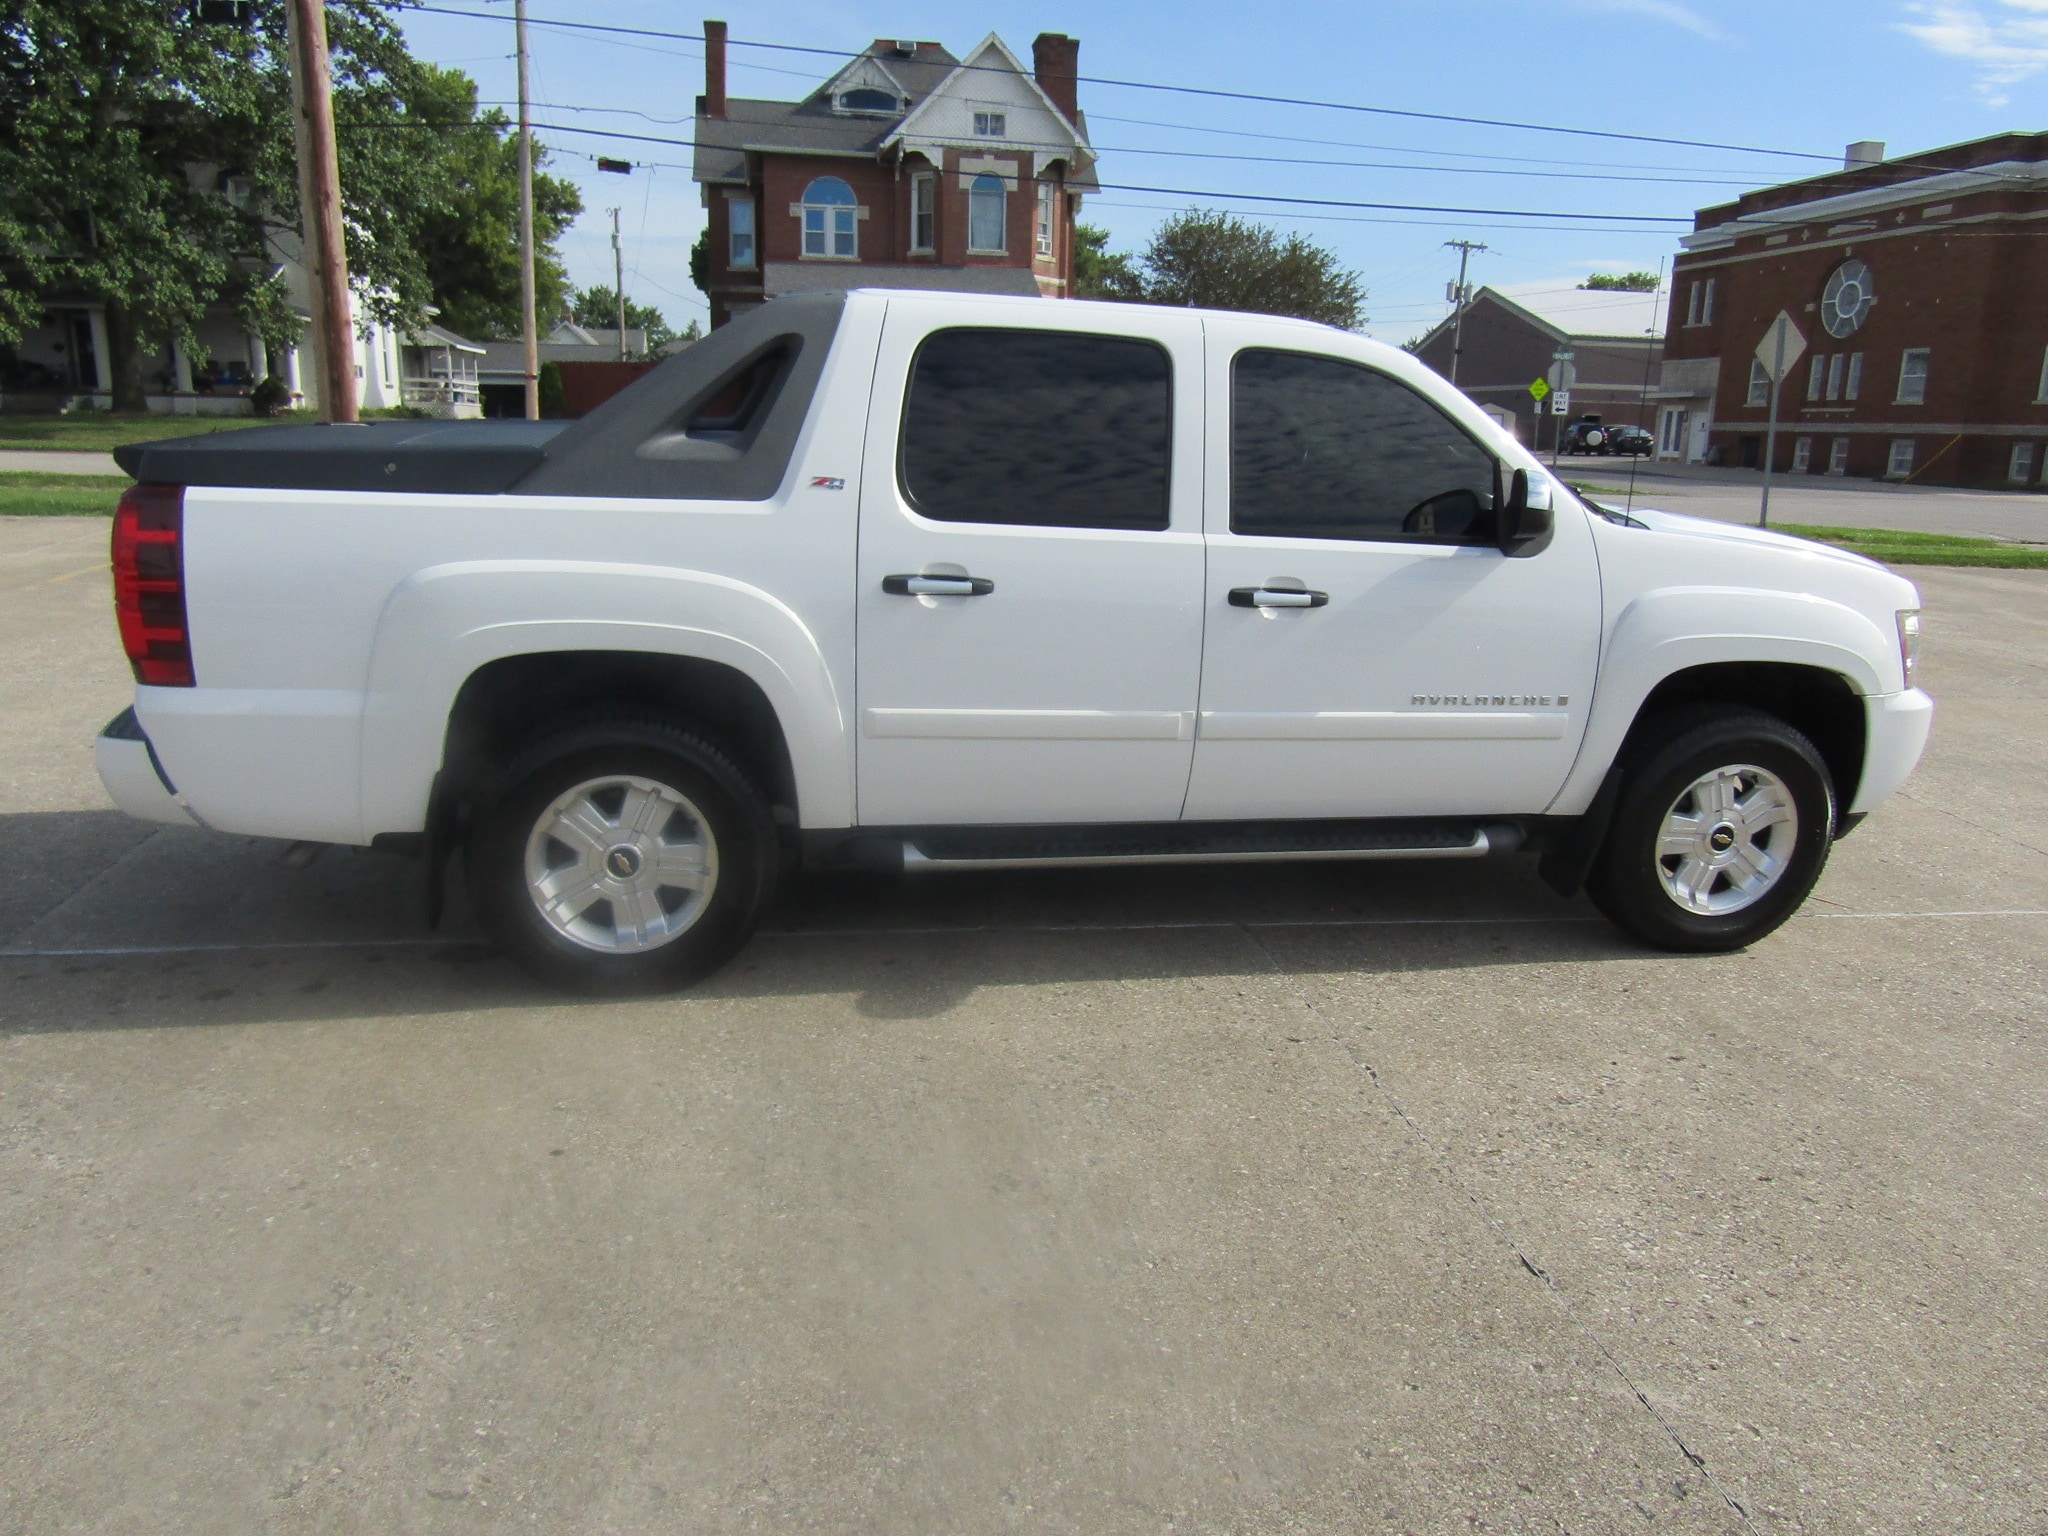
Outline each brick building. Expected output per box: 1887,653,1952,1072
691,23,1097,327
1659,133,2048,486
1411,284,1663,448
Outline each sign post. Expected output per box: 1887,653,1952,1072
1753,311,1807,528
1528,377,1549,454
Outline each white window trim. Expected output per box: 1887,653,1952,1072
966,174,1007,255
1701,278,1716,325
973,111,1007,138
2036,344,2048,404
1886,438,1917,478
791,196,867,261
1845,352,1863,402
1685,281,1701,327
1896,347,1930,405
1806,354,1826,402
1746,358,1771,407
2009,442,2036,483
1828,436,1850,476
909,172,935,254
727,194,756,271
1792,436,1812,473
1035,180,1055,258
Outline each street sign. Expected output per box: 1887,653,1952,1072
1528,378,1550,402
1545,360,1578,391
1753,311,1807,383
1551,348,1576,362
1551,391,1571,415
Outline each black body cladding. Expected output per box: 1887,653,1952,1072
112,294,848,501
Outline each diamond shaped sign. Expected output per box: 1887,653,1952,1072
1753,311,1807,384
1528,377,1550,402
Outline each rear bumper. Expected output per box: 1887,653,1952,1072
1851,687,1934,814
95,708,198,827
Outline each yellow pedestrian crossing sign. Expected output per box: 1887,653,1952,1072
1528,378,1550,402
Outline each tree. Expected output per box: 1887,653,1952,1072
1581,271,1660,292
0,0,579,407
569,285,677,352
407,68,581,340
1077,211,1366,328
1073,223,1143,300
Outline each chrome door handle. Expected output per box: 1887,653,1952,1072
1229,586,1329,609
883,573,995,597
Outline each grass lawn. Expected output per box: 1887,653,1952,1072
1776,523,2048,569
0,406,437,453
0,472,127,517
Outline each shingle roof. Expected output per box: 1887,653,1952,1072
694,42,963,184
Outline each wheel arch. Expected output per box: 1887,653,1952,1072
1626,661,1866,821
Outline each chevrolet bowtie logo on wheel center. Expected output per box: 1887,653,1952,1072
605,845,644,879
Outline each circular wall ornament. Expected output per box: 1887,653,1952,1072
1820,259,1875,338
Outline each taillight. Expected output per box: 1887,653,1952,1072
112,483,194,686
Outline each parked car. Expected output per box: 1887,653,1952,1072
1606,424,1655,457
1559,416,1613,454
101,290,1932,991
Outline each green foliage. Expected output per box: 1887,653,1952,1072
1580,271,1660,292
1777,524,2048,569
689,228,710,297
0,411,304,449
569,286,676,352
1073,223,1144,300
1076,212,1367,328
536,359,565,418
250,374,292,416
0,0,581,404
407,69,581,339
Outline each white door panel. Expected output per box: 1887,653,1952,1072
1187,321,1601,821
856,301,1207,826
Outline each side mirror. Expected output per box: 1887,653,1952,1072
1498,468,1553,556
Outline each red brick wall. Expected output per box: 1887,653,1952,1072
556,360,658,418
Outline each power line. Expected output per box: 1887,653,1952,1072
405,4,1839,163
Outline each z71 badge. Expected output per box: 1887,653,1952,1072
810,476,845,491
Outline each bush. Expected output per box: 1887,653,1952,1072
537,360,565,418
250,375,292,417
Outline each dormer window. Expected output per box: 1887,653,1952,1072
973,112,1007,137
837,87,902,115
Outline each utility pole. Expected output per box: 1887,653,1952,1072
610,207,627,361
285,0,357,423
1444,239,1487,387
515,0,539,419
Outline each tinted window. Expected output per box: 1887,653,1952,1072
900,329,1172,530
1232,349,1499,544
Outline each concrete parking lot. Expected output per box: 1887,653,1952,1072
3,514,2044,1534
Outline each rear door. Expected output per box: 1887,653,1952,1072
854,301,1206,826
1187,321,1602,821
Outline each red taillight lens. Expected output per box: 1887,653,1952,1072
112,483,194,686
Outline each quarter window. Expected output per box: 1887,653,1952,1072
1231,349,1499,545
1896,348,1930,405
910,173,934,253
728,197,755,269
799,176,858,259
967,174,1006,253
899,328,1172,530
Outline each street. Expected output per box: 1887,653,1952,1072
3,513,2045,1533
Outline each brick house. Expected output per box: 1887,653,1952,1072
1659,133,2048,485
1411,284,1663,449
691,23,1097,327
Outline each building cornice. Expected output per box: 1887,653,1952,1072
1681,160,2048,251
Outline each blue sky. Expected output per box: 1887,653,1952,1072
394,0,2048,344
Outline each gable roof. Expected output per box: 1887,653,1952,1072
1416,283,1664,353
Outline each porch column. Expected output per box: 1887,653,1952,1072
248,333,269,383
87,309,113,393
169,339,195,414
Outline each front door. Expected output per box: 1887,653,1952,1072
854,303,1207,826
1186,323,1602,822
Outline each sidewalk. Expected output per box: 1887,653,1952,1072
0,449,126,477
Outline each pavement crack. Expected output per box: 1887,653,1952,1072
1236,922,1764,1536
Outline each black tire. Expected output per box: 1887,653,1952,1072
466,714,777,993
1587,707,1835,953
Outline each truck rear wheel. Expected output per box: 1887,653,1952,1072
1587,708,1835,953
467,717,776,993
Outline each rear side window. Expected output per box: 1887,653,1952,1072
899,328,1172,530
1232,349,1499,544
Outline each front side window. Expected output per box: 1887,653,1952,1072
1035,180,1055,257
728,197,755,269
910,173,934,253
1231,349,1498,545
899,328,1172,530
799,176,858,259
968,174,1006,253
1897,348,1930,404
1747,358,1771,407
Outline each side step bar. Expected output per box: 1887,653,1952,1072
901,829,1502,872
801,818,1529,874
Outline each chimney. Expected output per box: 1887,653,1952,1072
1033,33,1080,124
1845,139,1885,170
703,19,727,119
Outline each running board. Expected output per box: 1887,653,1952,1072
814,818,1526,874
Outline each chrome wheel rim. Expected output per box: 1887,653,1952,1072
522,774,719,953
1655,763,1799,916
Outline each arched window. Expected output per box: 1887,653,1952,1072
968,173,1006,254
801,177,858,258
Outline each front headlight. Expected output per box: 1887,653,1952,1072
1897,609,1921,686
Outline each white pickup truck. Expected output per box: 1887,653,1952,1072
99,290,1932,990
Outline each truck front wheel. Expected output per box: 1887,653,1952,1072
466,717,777,993
1587,708,1835,953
